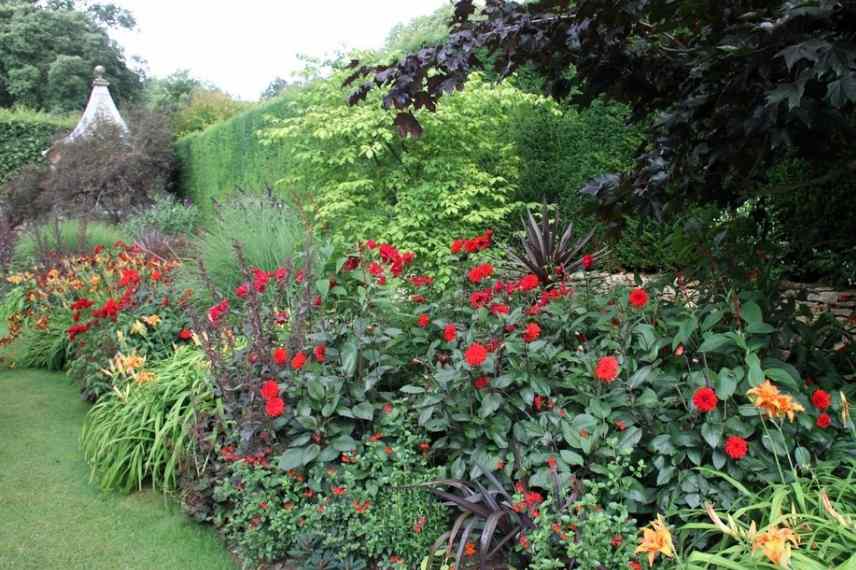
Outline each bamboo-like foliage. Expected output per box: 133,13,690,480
80,345,217,493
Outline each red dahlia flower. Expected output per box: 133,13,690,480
816,413,831,428
417,314,430,328
71,298,94,311
343,257,360,272
473,376,490,390
489,303,509,316
313,344,326,363
273,347,288,367
93,298,120,320
469,289,492,309
291,352,307,370
260,379,279,400
723,435,748,460
178,328,193,341
467,263,494,284
207,299,229,324
518,274,540,291
235,283,249,298
464,343,488,367
594,356,620,383
522,322,541,343
265,397,285,417
628,287,649,309
443,323,457,343
692,387,718,412
582,254,594,271
811,388,831,410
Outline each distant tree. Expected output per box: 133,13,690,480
143,70,215,114
172,88,250,137
0,0,142,111
261,77,289,100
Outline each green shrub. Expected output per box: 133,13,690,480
174,192,308,305
0,107,75,184
124,193,201,238
80,345,217,493
16,312,71,371
12,219,129,268
174,94,302,218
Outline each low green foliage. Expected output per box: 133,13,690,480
0,107,75,184
13,219,129,268
124,193,201,238
17,312,71,371
80,346,218,493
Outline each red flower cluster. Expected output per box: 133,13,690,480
628,287,649,309
409,275,433,287
451,229,493,254
71,298,94,311
372,242,415,278
469,288,492,309
811,388,831,410
443,323,457,343
522,322,541,343
178,328,193,341
208,299,229,324
692,387,718,413
259,378,285,418
273,347,288,367
467,263,494,284
595,356,620,383
417,314,430,328
464,342,488,367
518,274,540,292
723,435,748,460
582,254,594,271
489,303,509,316
66,323,90,341
313,344,326,363
291,352,307,370
92,298,120,321
118,269,140,288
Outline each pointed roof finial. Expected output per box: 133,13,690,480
93,65,109,86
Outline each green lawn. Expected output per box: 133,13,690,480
0,368,235,570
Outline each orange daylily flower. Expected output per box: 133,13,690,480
751,525,799,568
635,514,675,566
746,380,805,422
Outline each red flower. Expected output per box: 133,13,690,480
629,561,642,570
291,352,307,370
295,270,305,283
252,268,269,293
546,456,557,471
723,435,748,460
522,322,541,343
611,534,623,548
811,389,831,410
489,303,509,316
273,267,289,281
273,347,288,367
518,274,540,291
118,269,140,288
93,298,120,320
313,295,322,307
443,323,457,343
235,283,250,298
71,298,94,311
265,397,285,417
366,240,377,249
178,328,193,341
383,403,393,414
473,376,490,390
451,239,465,254
332,486,347,496
467,263,494,284
692,387,718,413
628,287,649,309
66,323,89,341
816,413,832,429
582,254,594,271
150,270,162,282
410,294,427,304
313,344,326,363
409,275,433,287
524,490,543,506
594,356,620,383
343,257,360,272
533,394,544,411
260,379,279,400
417,314,430,328
207,299,229,324
464,343,488,367
469,289,492,309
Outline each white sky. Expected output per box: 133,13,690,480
110,1,450,100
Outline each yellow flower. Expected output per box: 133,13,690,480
130,321,147,336
135,371,156,384
124,354,145,370
746,380,805,422
6,273,30,285
751,525,799,568
635,514,675,566
141,314,161,327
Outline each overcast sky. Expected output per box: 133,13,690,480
110,1,450,100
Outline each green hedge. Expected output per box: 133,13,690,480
0,108,76,184
174,95,301,218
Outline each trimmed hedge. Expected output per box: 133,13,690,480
174,95,301,218
0,108,75,184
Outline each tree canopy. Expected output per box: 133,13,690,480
0,0,142,112
347,0,856,222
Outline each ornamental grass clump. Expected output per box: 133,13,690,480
80,345,217,493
